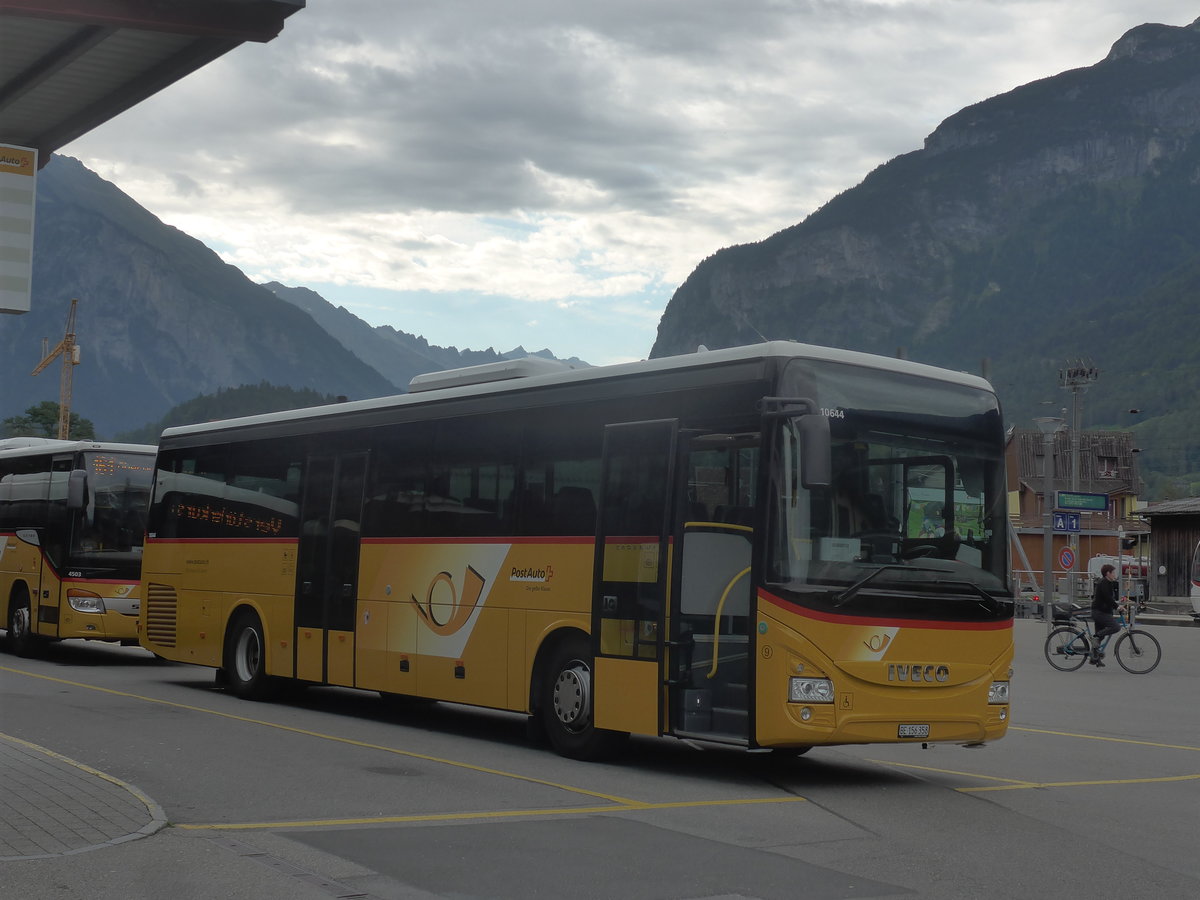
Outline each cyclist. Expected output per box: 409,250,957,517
1090,563,1122,666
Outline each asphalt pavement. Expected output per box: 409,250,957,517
2,613,1197,899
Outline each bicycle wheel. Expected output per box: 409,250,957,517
1114,629,1161,674
1044,626,1091,672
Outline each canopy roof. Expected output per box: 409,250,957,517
1,0,303,166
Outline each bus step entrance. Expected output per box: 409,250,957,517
680,683,748,737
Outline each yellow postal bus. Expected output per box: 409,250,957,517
138,342,1013,758
1,438,155,656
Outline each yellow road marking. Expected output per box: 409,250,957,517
865,759,1037,787
7,662,1198,823
179,796,808,831
960,773,1200,793
2,664,804,822
867,758,1200,794
0,664,641,805
1010,725,1200,753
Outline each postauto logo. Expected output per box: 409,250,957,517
411,566,485,636
509,564,554,583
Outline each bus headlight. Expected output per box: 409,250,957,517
988,681,1010,704
789,677,834,703
67,589,106,614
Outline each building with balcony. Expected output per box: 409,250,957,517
1006,427,1147,593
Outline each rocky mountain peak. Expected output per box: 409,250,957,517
648,18,1200,501
1104,19,1200,64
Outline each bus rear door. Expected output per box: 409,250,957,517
592,420,676,737
294,452,367,685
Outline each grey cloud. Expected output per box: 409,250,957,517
75,2,1196,229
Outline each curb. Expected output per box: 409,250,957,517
0,732,168,861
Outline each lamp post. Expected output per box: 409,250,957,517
1035,416,1065,626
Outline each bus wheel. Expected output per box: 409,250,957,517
540,635,626,760
223,611,278,701
6,589,42,658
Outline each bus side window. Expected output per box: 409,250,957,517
553,486,596,535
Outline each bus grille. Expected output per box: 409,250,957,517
144,583,179,647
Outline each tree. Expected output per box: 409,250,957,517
2,401,96,440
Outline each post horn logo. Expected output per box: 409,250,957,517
863,633,892,653
411,566,485,636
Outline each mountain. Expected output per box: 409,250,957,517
650,19,1200,495
0,155,397,436
0,157,581,438
263,282,588,390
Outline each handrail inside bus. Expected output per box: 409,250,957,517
706,566,752,680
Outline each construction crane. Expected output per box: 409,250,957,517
30,297,81,440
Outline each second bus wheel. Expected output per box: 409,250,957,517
223,610,279,700
5,587,42,658
540,634,627,761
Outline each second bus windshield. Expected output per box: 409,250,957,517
71,451,154,572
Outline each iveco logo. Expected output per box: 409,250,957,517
888,663,950,683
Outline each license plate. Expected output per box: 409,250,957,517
898,724,930,739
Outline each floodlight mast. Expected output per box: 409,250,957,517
1059,360,1099,586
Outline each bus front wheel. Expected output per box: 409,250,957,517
539,635,626,760
223,611,278,701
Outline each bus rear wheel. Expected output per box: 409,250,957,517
539,634,626,760
223,610,278,700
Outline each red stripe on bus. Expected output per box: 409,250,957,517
361,536,591,546
145,535,594,546
144,537,295,544
61,577,137,585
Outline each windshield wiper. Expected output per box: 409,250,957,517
931,579,1013,615
832,564,941,608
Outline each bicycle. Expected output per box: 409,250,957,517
1043,603,1162,674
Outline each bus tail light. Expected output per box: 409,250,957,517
67,589,106,614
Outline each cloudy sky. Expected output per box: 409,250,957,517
65,1,1197,366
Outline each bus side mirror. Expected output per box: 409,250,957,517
67,469,89,509
798,414,831,489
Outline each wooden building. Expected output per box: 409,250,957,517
1139,498,1200,602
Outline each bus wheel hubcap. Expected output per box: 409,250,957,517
11,605,29,638
236,629,260,681
552,662,590,729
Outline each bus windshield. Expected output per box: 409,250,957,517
69,451,154,574
768,360,1009,619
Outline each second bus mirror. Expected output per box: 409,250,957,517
67,469,89,509
798,414,831,489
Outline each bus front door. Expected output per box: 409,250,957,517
592,420,677,737
294,453,367,685
668,435,756,745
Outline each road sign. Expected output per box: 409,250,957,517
1056,491,1108,511
1052,512,1081,532
1059,547,1076,570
